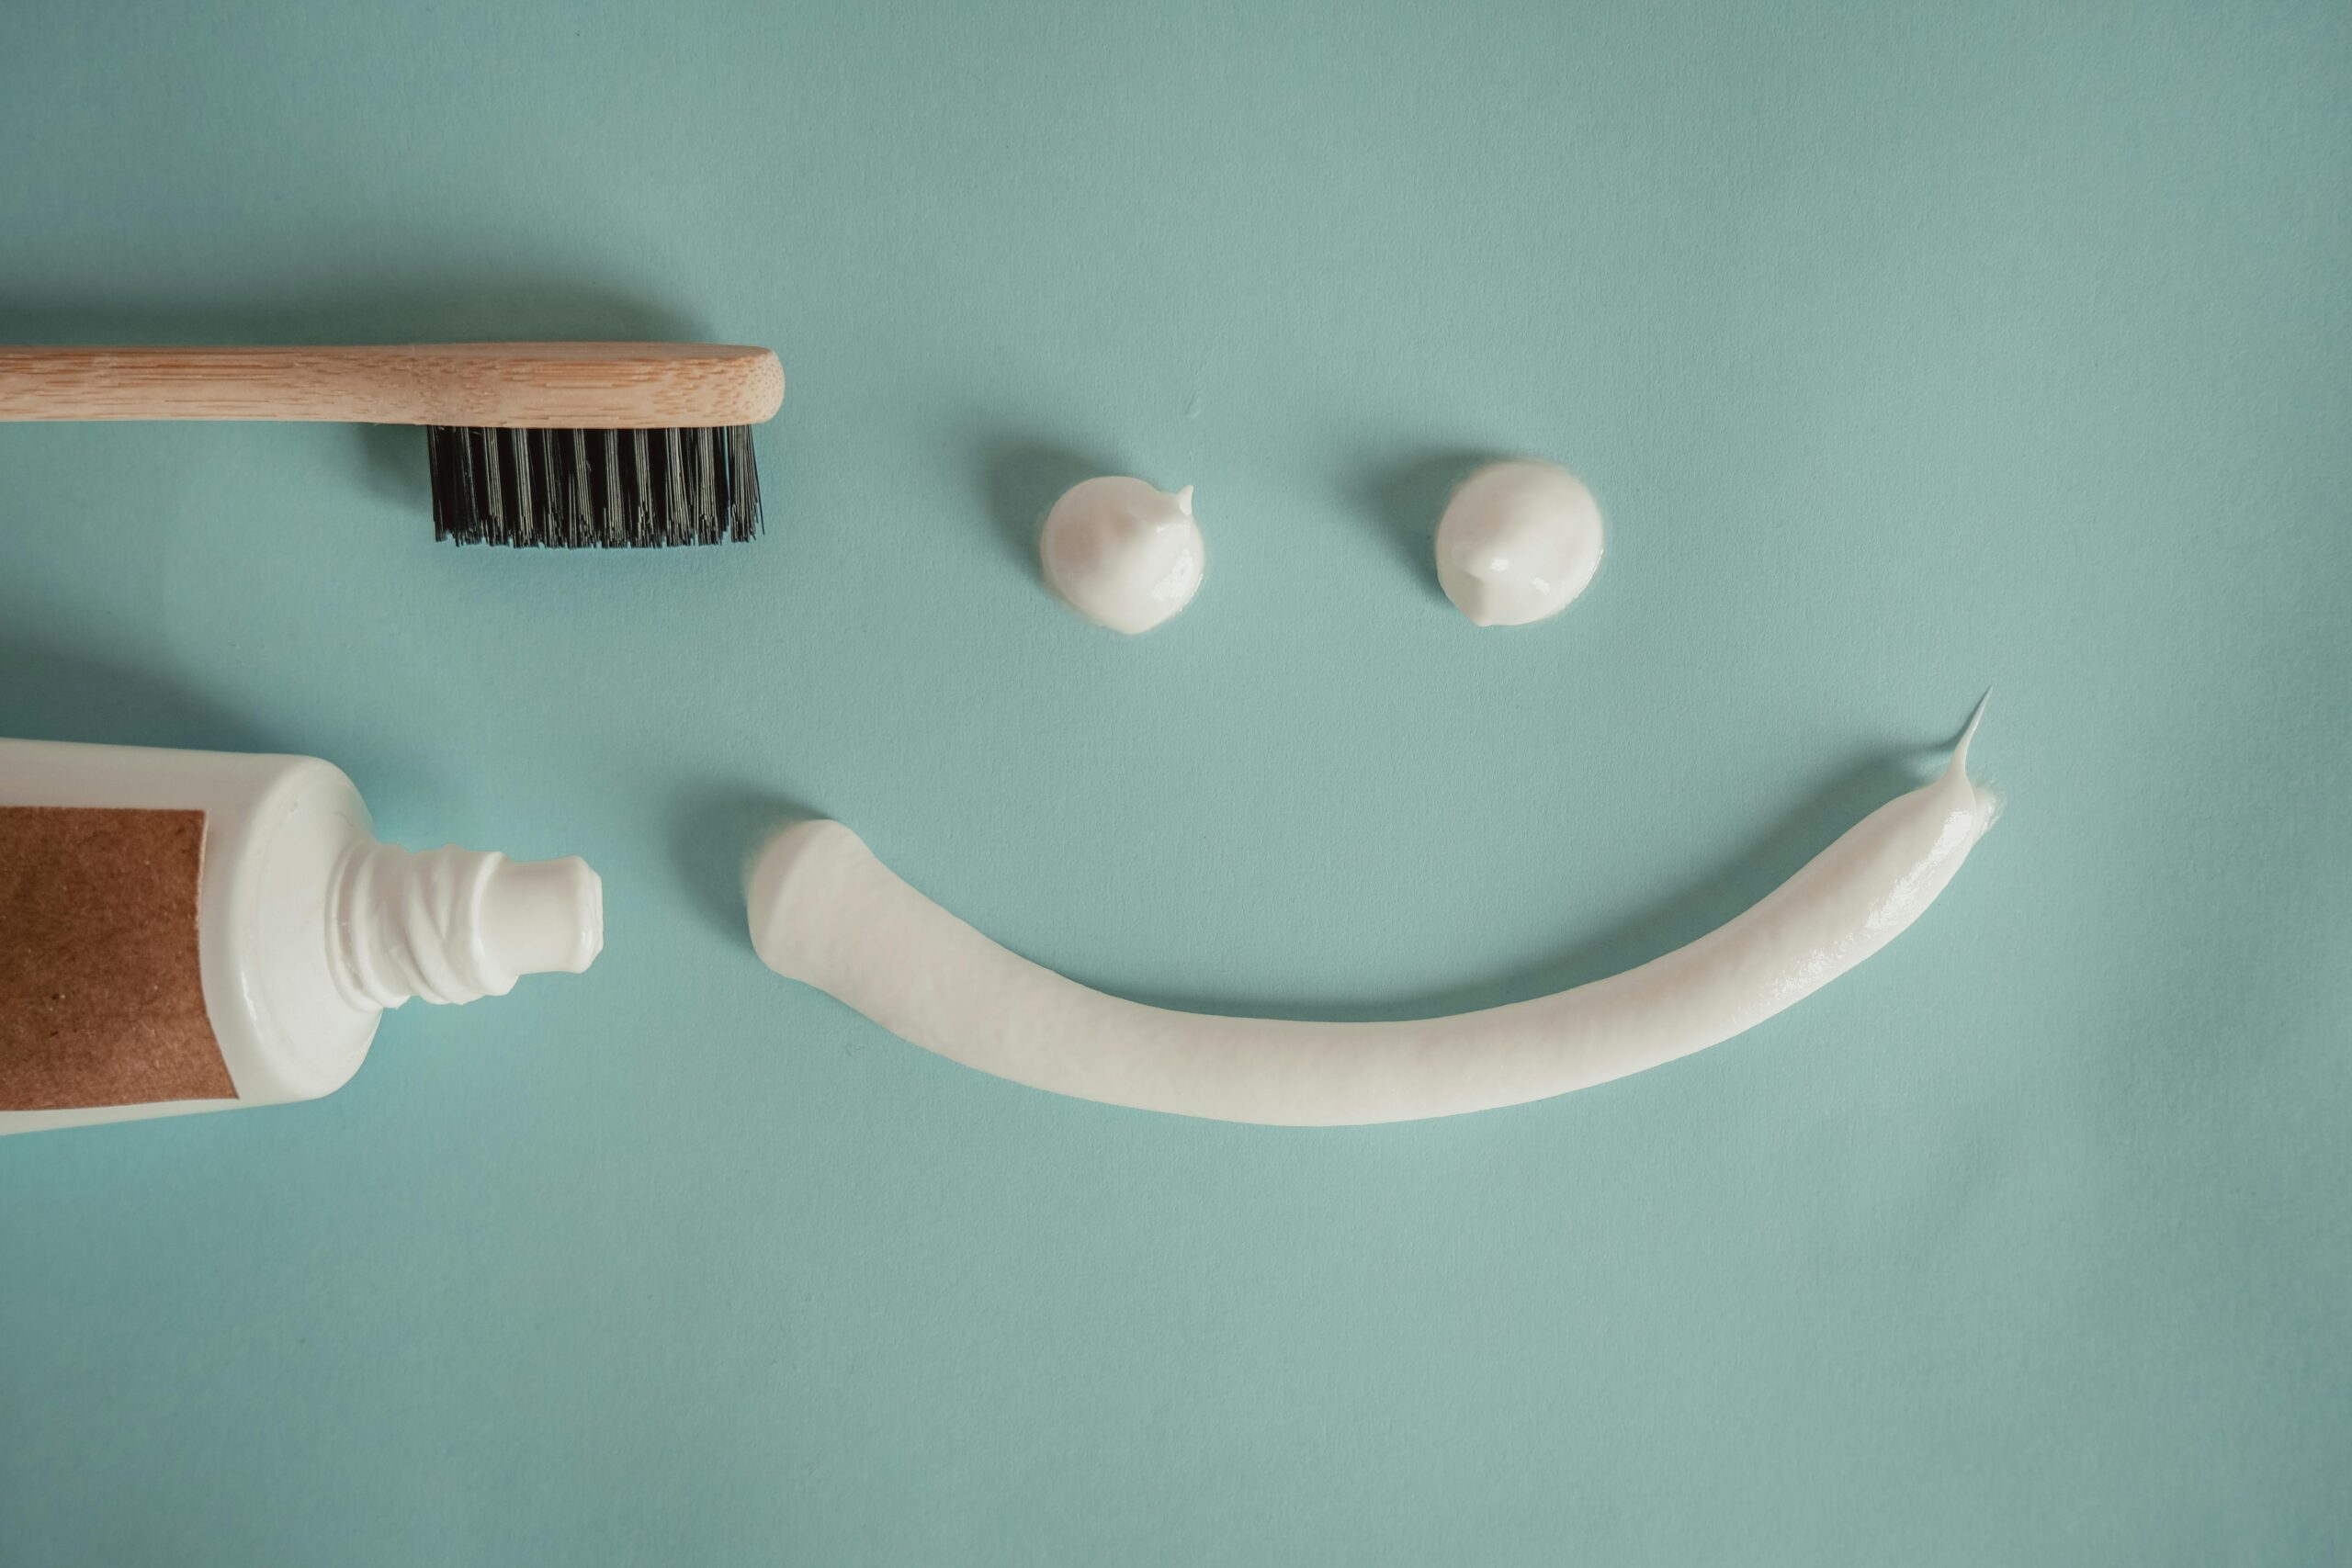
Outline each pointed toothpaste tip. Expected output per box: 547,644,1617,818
1939,689,1995,795
1173,484,1194,516
1957,688,1991,761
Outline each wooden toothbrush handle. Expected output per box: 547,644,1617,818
0,343,785,427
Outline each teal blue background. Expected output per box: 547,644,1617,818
3,1,2347,1562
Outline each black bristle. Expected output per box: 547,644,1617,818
628,429,654,544
660,427,685,540
428,424,765,547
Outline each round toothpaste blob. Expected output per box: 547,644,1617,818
1435,459,1604,626
1039,477,1204,634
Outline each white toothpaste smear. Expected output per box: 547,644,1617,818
749,705,1998,1125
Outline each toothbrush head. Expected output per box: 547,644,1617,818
424,422,765,547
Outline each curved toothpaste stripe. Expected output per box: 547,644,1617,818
748,708,1998,1126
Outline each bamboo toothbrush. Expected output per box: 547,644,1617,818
0,343,785,546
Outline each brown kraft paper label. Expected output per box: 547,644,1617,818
0,807,236,1110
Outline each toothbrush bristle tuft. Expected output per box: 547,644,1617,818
425,424,763,547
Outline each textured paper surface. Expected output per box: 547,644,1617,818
0,807,232,1110
0,1,2347,1563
